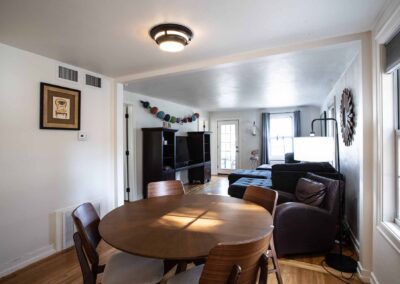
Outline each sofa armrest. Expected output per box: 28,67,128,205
275,202,334,223
273,202,336,256
276,191,296,204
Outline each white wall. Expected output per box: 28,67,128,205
209,106,320,174
320,34,375,282
0,43,115,276
123,91,208,200
321,52,362,244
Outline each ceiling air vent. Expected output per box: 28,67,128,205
58,66,78,82
86,74,102,88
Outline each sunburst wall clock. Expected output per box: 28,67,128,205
340,88,355,146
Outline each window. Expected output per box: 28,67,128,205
379,68,398,235
396,69,400,226
397,69,400,130
376,18,400,252
269,113,294,161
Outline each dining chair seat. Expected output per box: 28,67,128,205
166,264,204,284
102,251,164,284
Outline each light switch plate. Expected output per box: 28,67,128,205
78,132,88,141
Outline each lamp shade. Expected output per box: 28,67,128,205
294,137,335,162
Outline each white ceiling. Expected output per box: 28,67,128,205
125,42,360,110
0,0,387,78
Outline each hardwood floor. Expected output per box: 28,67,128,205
185,174,230,195
0,176,361,284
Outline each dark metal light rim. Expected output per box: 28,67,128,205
155,35,188,46
149,23,194,41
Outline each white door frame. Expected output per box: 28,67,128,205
217,119,240,174
113,82,125,209
123,103,137,201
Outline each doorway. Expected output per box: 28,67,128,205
217,120,239,174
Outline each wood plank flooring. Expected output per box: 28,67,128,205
0,176,361,284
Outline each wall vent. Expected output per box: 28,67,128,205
86,74,102,88
58,66,78,82
55,201,101,251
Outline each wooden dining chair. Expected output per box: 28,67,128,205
243,186,283,284
147,180,185,198
166,230,273,284
72,203,164,284
148,180,191,273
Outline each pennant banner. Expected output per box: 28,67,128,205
140,100,199,124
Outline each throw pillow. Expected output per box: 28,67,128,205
295,178,326,207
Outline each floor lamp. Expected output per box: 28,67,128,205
293,117,357,273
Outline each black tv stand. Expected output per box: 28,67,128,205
142,128,211,198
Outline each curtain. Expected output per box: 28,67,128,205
261,112,270,164
293,110,301,137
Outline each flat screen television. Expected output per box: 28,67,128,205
176,136,191,166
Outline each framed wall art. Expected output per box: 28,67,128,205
40,82,81,130
340,88,355,146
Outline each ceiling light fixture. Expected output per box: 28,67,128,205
149,23,193,52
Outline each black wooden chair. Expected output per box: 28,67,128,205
72,202,164,284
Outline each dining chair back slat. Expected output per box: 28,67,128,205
147,180,185,198
200,231,273,284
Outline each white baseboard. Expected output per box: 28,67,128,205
347,227,372,283
0,244,55,278
370,272,379,284
357,261,371,283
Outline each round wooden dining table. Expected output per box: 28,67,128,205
99,194,273,260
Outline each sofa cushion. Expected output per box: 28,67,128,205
256,164,272,171
271,162,341,193
295,178,326,207
305,173,340,217
228,178,272,198
272,162,336,172
276,190,296,204
284,152,300,163
228,169,271,184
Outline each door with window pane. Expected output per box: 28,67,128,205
217,120,239,174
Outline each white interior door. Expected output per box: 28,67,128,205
217,120,239,174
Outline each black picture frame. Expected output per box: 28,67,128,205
40,82,81,130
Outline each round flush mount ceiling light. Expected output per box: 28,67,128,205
149,23,193,52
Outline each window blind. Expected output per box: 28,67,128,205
386,29,400,73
